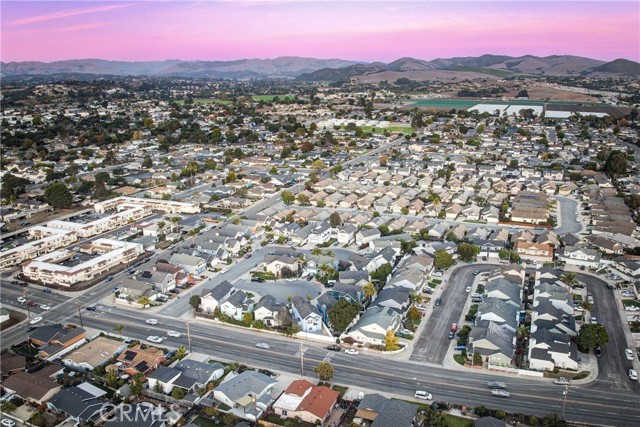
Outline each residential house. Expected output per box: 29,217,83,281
514,241,553,263
263,254,299,277
337,224,357,245
558,246,601,269
338,270,370,287
344,306,401,346
0,355,26,379
273,380,339,425
29,324,87,359
475,298,519,332
372,287,410,314
213,371,278,421
63,337,127,372
200,281,235,313
148,360,224,394
47,383,106,425
220,290,252,321
291,296,323,333
386,269,424,292
528,330,579,371
468,321,515,367
115,345,165,376
169,253,206,276
355,394,418,427
1,368,62,404
253,294,282,327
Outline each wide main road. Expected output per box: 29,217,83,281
73,308,640,426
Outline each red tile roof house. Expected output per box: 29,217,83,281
272,379,339,425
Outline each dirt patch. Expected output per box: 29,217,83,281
527,85,600,102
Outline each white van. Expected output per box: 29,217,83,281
414,390,432,400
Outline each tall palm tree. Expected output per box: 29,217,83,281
581,301,593,318
113,324,125,336
363,282,377,301
561,272,578,288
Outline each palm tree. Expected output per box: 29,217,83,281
310,248,322,256
581,301,593,318
175,345,187,359
137,296,151,306
113,324,125,336
363,282,377,301
561,272,578,288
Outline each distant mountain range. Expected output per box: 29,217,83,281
1,55,638,80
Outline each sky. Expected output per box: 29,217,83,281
1,0,639,63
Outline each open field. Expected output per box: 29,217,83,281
405,98,608,109
175,98,232,105
251,94,293,101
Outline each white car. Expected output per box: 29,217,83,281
146,319,158,325
285,278,296,282
1,419,17,427
29,316,43,325
167,330,182,338
465,286,472,293
573,306,584,312
432,271,444,277
414,390,432,400
147,336,164,343
625,349,634,361
625,306,640,311
590,316,598,324
345,349,359,355
17,296,26,304
40,305,51,311
255,342,270,349
629,369,638,381
220,268,230,274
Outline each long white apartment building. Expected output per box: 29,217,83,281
94,196,201,214
46,204,148,237
0,227,77,269
22,238,144,286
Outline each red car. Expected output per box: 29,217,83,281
27,300,37,307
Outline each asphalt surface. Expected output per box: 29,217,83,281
555,196,582,235
67,307,640,426
577,273,640,393
410,264,495,364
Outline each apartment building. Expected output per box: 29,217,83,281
0,226,77,269
94,196,201,214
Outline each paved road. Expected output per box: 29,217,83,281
578,273,640,393
69,308,640,426
555,196,582,235
410,264,495,364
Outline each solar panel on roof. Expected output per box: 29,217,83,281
135,361,149,372
141,271,153,278
123,351,136,361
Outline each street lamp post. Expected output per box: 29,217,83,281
24,288,31,318
185,320,192,353
562,384,569,419
76,300,84,327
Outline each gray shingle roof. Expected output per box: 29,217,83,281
357,393,417,427
201,280,233,299
215,371,277,402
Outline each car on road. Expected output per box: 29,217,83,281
40,305,51,311
414,390,432,400
625,349,634,361
486,381,507,390
629,369,638,381
554,377,570,385
255,342,270,349
1,419,17,427
85,306,97,312
326,344,342,352
473,270,480,275
595,347,602,357
220,268,230,274
285,278,296,282
27,300,37,307
465,286,472,293
42,288,51,293
345,349,359,355
251,277,265,283
26,326,38,332
167,331,181,338
448,331,455,339
491,389,510,398
590,316,597,324
434,298,441,306
146,319,158,325
29,316,43,325
106,276,114,281
17,297,26,304
147,336,164,344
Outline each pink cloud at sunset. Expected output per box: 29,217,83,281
1,1,638,62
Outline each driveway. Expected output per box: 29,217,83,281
555,196,583,234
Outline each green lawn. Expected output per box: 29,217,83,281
623,300,640,307
453,354,466,365
331,384,349,398
360,125,415,134
175,99,232,105
251,271,276,281
251,95,292,102
444,414,475,427
191,416,219,427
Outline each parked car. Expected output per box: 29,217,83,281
146,319,159,325
42,288,51,293
285,278,296,282
454,345,467,351
629,369,638,381
29,316,43,325
85,306,97,312
167,330,182,338
1,419,17,427
434,298,442,306
251,277,265,283
40,305,51,311
414,390,432,400
326,344,342,352
147,336,164,344
27,301,37,307
26,326,38,332
625,349,634,361
595,347,602,357
345,349,359,355
255,342,270,349
473,270,480,275
432,271,444,277
573,306,584,312
554,377,570,385
448,331,455,339
17,296,26,303
465,286,472,293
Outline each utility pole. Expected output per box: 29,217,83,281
295,343,308,377
76,300,84,327
562,384,569,419
185,320,192,352
24,288,31,318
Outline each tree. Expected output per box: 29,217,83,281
363,282,377,300
242,312,253,326
385,329,399,351
281,190,295,205
371,263,393,286
434,249,455,270
407,306,421,323
577,323,609,351
106,368,119,388
498,248,511,260
1,401,17,414
297,194,310,206
560,272,578,287
456,243,480,262
603,150,628,178
44,182,73,209
329,211,342,227
581,300,593,318
328,300,360,332
113,324,125,336
171,387,185,400
137,296,151,306
312,159,326,171
379,155,389,166
313,361,334,382
142,155,153,168
189,295,201,310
